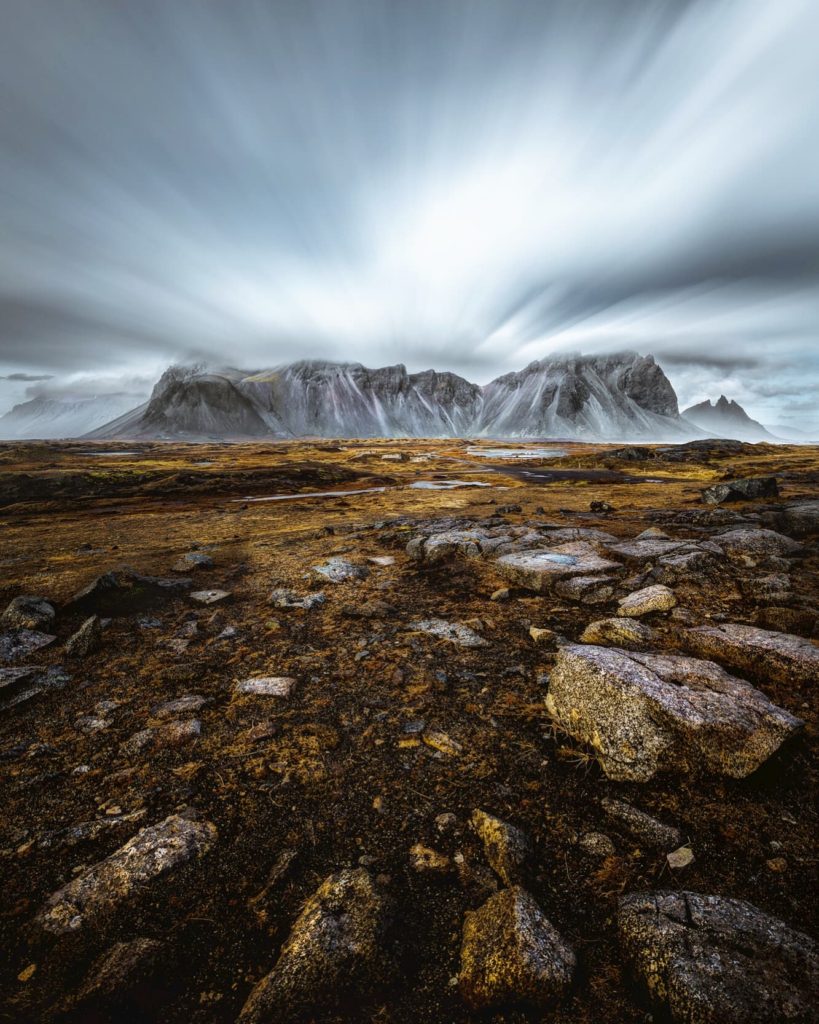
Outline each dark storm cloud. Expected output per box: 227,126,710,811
0,0,817,427
0,372,53,382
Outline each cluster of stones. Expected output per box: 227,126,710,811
396,510,818,1019
4,498,818,1022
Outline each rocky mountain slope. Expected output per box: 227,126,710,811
683,395,777,442
90,353,700,441
0,394,144,440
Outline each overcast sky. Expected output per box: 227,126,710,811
1,0,817,430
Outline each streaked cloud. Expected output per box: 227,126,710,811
0,0,816,429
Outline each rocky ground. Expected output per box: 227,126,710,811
0,437,817,1023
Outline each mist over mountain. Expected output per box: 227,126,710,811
683,395,778,442
0,393,146,441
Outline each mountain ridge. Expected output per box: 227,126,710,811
683,394,778,442
86,352,702,442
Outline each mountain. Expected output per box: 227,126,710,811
476,353,687,438
0,393,145,440
88,352,701,442
682,395,778,442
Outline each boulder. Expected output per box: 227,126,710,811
702,476,779,505
172,552,213,572
495,543,622,592
67,937,165,1012
312,558,369,583
683,622,819,687
0,629,56,662
777,500,819,537
36,814,217,935
545,645,802,782
237,868,391,1023
601,798,684,851
554,575,616,604
150,694,208,718
618,891,818,1023
409,843,451,874
655,549,719,583
234,676,297,698
1,595,55,631
458,887,575,1010
603,538,700,564
713,528,802,561
269,588,325,610
65,615,102,657
579,617,655,651
471,809,531,885
409,619,487,647
617,585,677,618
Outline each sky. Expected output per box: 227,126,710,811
0,0,817,432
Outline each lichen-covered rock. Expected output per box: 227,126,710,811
1,595,55,631
777,500,819,537
618,891,819,1023
617,584,677,617
409,618,487,647
65,615,102,657
36,814,217,935
471,809,531,885
67,937,165,1011
494,543,622,592
269,588,325,610
684,623,819,686
702,476,779,504
601,798,684,851
234,676,296,698
0,629,56,663
237,868,391,1024
458,887,575,1010
545,645,802,782
172,552,213,571
407,529,486,563
554,574,615,604
311,558,369,582
603,538,699,564
713,528,802,561
580,617,655,650
409,843,451,874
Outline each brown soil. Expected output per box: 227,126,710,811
0,437,817,1023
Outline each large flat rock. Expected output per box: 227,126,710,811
494,543,622,592
712,528,802,560
619,891,818,1023
36,814,217,935
545,645,802,782
602,538,700,564
684,623,819,687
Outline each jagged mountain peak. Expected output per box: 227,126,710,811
86,351,700,442
683,394,776,442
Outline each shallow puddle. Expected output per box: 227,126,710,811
408,480,492,490
466,447,567,459
237,479,495,502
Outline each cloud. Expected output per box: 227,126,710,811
0,0,816,425
0,372,53,382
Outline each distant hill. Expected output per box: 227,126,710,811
0,393,145,440
682,395,778,442
88,352,704,442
